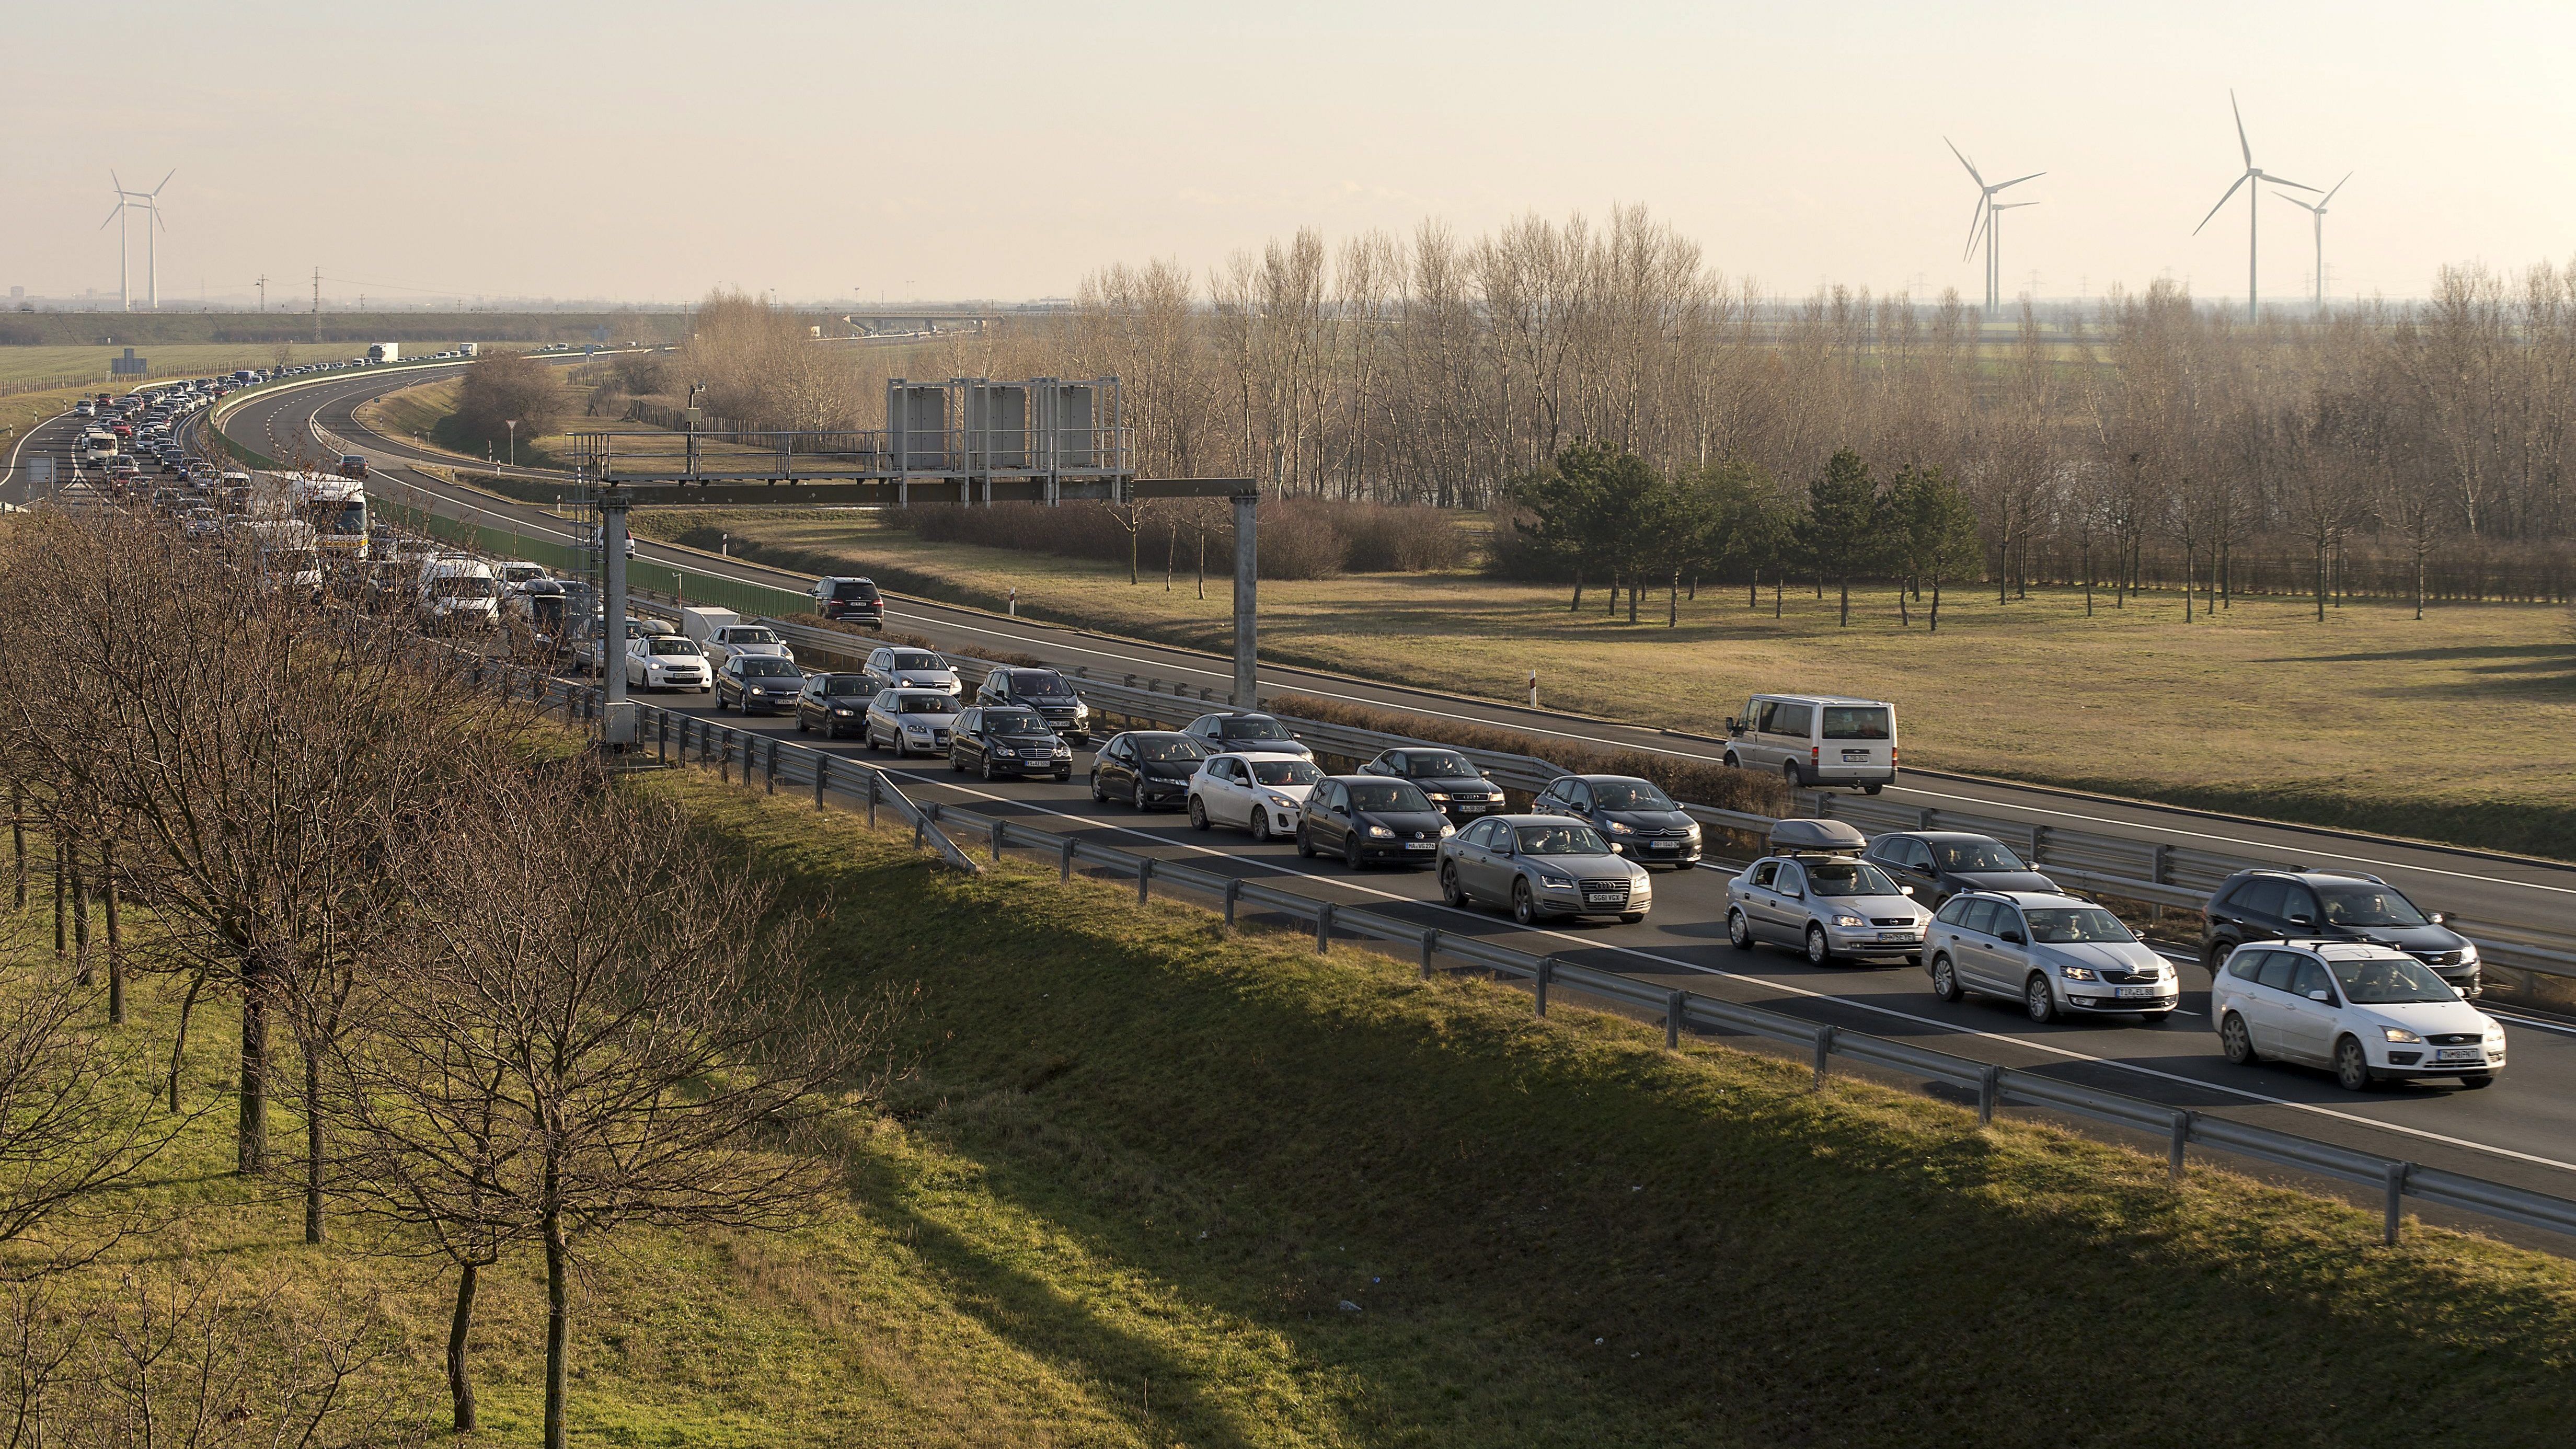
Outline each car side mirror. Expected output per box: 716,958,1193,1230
2305,990,2332,1004
1724,718,1741,734
2454,985,2468,999
2000,930,2025,945
2428,912,2446,925
1900,885,1915,897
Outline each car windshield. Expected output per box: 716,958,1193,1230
986,709,1048,732
1222,717,1293,739
1009,672,1072,696
898,694,954,714
1516,824,1612,856
1804,861,1902,896
2023,907,2136,944
727,627,779,645
1135,737,1204,763
1592,779,1675,810
890,651,944,670
1932,838,2026,871
1349,781,1435,812
1247,758,1322,786
823,674,871,696
2329,956,2458,1005
1821,707,1892,740
741,658,800,677
2317,883,2430,928
648,637,699,656
1401,751,1476,778
430,576,494,599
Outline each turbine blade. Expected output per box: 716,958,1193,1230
1991,171,2046,194
2320,170,2352,205
2264,174,2319,192
1944,136,1984,186
2231,90,2251,168
1963,198,1992,261
99,203,122,231
151,168,176,196
2270,190,2320,212
2193,172,2250,235
110,168,123,193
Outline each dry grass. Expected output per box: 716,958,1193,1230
635,507,2576,857
0,342,416,386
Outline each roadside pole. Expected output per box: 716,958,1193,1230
599,484,636,750
1231,487,1258,708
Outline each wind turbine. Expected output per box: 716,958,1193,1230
98,170,174,311
1947,137,2042,318
1987,201,2041,308
2274,171,2351,315
2193,93,2314,320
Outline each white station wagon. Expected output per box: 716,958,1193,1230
2212,940,2504,1091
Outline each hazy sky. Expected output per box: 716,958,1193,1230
8,1,2571,308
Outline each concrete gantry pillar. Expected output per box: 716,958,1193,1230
1231,488,1259,709
599,486,636,748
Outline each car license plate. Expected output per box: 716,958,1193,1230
2435,1048,2482,1063
1877,932,1908,943
1404,841,1436,851
1842,749,1868,762
1455,803,1486,814
2114,986,2157,999
1650,842,1676,853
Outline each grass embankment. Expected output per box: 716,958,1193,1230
30,765,2576,1443
629,507,2576,860
0,343,415,389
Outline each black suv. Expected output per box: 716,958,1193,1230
975,668,1091,746
2201,869,2479,998
1358,747,1502,823
949,706,1072,781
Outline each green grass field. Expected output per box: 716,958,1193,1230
0,342,426,388
16,766,2576,1445
628,508,2576,859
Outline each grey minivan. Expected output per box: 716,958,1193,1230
1722,694,1898,792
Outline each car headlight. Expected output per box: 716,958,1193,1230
2380,1026,2423,1044
1053,743,1071,756
1424,791,1450,802
1438,822,1455,837
1364,824,1395,840
991,746,1016,758
2457,944,2479,965
1536,872,1578,891
1831,912,1866,928
2058,965,2098,982
1072,703,1089,720
1608,820,1635,835
1684,823,1702,840
1267,792,1297,809
833,707,858,717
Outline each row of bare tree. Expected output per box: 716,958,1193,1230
0,512,885,1446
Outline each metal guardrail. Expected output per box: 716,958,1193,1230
508,662,2576,1248
755,616,2569,987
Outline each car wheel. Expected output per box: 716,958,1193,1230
1930,954,1963,1002
949,750,964,774
1295,826,1314,858
1343,836,1363,870
981,756,997,783
2219,1013,2258,1064
2333,1036,2376,1092
1054,768,1071,783
1132,780,1148,811
1783,762,1804,790
1806,925,1833,967
1441,862,1468,908
1721,752,1740,769
1250,810,1274,844
1511,879,1538,925
2457,1073,2498,1090
1090,773,1107,804
1863,784,1883,796
1727,908,1752,949
2205,941,2234,975
1188,798,1210,831
2023,973,2058,1024
795,713,809,734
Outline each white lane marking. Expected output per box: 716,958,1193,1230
850,755,2576,1178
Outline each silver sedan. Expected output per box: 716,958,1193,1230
1437,814,1653,925
1726,854,1929,966
864,689,960,758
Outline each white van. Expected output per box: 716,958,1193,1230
417,558,501,629
1722,695,1898,794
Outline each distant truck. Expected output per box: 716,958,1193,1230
232,370,259,384
365,342,400,364
457,342,480,357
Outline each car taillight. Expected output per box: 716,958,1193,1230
1891,746,1899,766
1811,745,1820,761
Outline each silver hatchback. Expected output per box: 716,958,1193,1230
1726,853,1929,966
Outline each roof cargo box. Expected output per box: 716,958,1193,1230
1768,818,1868,856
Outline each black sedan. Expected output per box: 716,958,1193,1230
1858,831,2057,907
1530,774,1702,870
716,654,805,715
1297,776,1454,868
792,672,877,739
1090,731,1206,811
949,706,1072,781
1355,748,1506,823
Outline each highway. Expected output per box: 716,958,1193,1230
213,361,2576,1205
